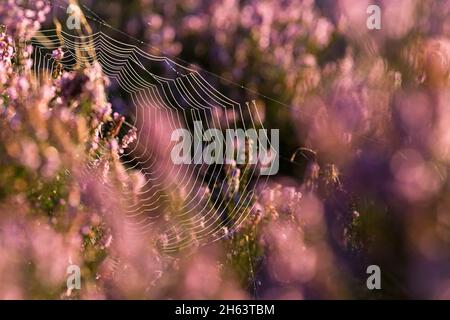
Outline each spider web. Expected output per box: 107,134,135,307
30,29,276,253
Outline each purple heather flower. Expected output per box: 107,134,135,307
51,48,64,61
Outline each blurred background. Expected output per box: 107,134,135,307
1,0,450,299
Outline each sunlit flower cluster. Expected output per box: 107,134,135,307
2,0,450,300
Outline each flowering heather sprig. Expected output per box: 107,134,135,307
2,0,450,300
120,127,137,152
52,47,65,61
0,0,50,40
0,30,14,91
0,30,14,61
57,62,112,129
0,6,143,297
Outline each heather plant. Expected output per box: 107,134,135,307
1,0,450,300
